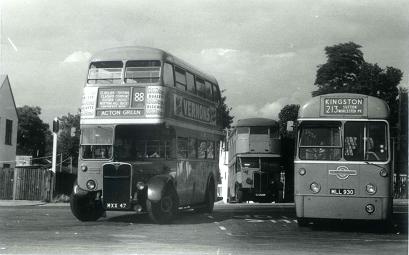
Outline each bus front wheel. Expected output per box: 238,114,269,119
70,193,104,222
147,185,178,224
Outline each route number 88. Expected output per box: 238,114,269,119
134,92,145,102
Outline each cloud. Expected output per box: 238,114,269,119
233,97,292,121
261,52,296,59
63,51,92,63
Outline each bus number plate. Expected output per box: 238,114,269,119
330,189,355,195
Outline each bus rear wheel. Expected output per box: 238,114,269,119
70,193,104,222
147,185,178,224
195,180,215,213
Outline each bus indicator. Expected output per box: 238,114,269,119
322,97,365,115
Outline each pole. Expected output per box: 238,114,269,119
70,157,72,174
59,153,63,173
52,132,57,173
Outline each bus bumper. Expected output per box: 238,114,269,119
295,195,392,220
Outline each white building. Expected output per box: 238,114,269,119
0,75,18,168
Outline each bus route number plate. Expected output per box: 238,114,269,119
330,189,355,195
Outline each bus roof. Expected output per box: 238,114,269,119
90,46,218,84
234,118,278,127
299,93,390,119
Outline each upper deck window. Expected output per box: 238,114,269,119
186,72,196,94
88,61,123,84
196,78,206,98
175,67,187,91
299,122,341,160
163,63,174,87
344,121,388,162
204,81,213,101
125,60,161,83
212,84,221,104
250,126,269,135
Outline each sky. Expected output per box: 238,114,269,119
0,0,408,125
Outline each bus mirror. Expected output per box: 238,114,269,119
286,121,294,132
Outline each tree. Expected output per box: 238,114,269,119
57,111,80,167
313,41,403,127
278,104,300,202
219,89,234,129
17,106,52,157
278,104,300,139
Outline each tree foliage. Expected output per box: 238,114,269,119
57,111,80,166
219,89,234,129
17,106,51,157
278,104,300,139
313,41,403,126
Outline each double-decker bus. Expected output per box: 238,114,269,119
70,46,223,223
227,118,282,203
295,93,392,226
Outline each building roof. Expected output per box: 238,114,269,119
234,118,278,127
0,75,19,120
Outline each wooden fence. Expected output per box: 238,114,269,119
0,168,55,201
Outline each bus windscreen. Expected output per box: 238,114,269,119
299,122,341,160
344,121,388,161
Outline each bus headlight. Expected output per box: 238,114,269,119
365,204,375,214
310,182,321,193
366,184,377,195
86,180,96,190
136,182,145,190
80,164,88,172
379,169,388,177
299,168,306,176
246,178,253,185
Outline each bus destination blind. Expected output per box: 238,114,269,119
322,97,366,116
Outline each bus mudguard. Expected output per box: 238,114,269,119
147,175,173,202
72,181,89,198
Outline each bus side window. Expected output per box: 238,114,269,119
186,72,196,94
163,62,174,87
207,141,215,159
204,81,213,101
212,84,221,104
196,78,206,98
198,140,207,159
188,138,197,158
177,137,188,158
175,66,187,91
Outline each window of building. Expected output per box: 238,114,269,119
186,72,196,94
5,119,12,145
163,63,174,87
175,67,187,91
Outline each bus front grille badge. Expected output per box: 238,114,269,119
329,166,357,180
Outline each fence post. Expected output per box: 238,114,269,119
12,168,17,200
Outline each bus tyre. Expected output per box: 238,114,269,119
235,185,243,203
147,185,178,224
195,180,215,213
297,217,309,227
70,193,104,222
